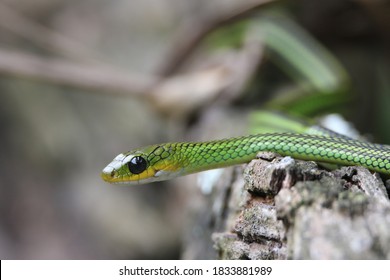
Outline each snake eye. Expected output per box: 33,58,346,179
128,156,147,174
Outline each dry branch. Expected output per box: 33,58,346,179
0,2,106,64
158,0,276,76
0,49,158,96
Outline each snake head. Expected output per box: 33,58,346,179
101,144,183,185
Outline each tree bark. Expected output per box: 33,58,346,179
182,152,390,259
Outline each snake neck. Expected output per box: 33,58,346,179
171,133,390,175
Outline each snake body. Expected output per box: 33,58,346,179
101,133,390,185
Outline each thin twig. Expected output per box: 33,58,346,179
0,49,158,96
0,2,107,65
158,0,276,76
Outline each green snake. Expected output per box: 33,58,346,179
101,133,390,185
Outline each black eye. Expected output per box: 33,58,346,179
127,156,147,174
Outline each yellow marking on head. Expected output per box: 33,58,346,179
102,151,184,185
133,167,156,182
152,159,182,173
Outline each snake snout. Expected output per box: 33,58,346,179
101,165,116,182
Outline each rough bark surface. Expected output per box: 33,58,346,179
182,152,390,259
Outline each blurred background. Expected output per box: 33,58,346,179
0,0,389,259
